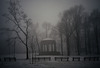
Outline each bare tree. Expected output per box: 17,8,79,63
42,22,52,38
89,9,100,55
57,22,64,55
58,5,85,56
58,11,72,56
7,37,18,57
72,5,84,55
30,36,35,64
3,0,34,59
82,13,89,55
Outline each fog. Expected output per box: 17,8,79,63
0,0,100,54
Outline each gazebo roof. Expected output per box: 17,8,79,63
42,38,54,41
41,38,56,44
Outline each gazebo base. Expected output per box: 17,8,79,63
39,51,61,55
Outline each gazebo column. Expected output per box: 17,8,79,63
52,44,55,51
44,45,45,52
54,44,56,51
51,44,53,51
41,45,43,52
47,45,49,51
43,45,45,52
45,45,48,52
44,45,46,52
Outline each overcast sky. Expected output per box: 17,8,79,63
0,0,100,25
0,0,100,54
21,0,100,25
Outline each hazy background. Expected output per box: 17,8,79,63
0,0,100,55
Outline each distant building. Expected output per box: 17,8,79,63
39,38,60,55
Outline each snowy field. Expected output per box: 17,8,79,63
0,60,100,68
0,54,100,68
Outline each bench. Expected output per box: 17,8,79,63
32,57,51,61
72,57,80,61
44,57,51,61
55,57,69,61
4,57,16,62
32,57,39,62
39,57,51,61
84,57,99,61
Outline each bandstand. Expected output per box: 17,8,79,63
39,38,60,55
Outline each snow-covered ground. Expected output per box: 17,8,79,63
0,59,100,68
0,54,100,68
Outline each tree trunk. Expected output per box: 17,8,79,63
26,46,29,59
76,35,80,55
26,32,29,59
87,28,91,55
94,25,99,55
76,29,80,56
66,36,70,56
32,48,33,64
36,35,40,54
60,33,63,55
84,28,88,55
14,40,16,57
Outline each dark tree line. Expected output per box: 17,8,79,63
57,5,100,56
1,0,38,59
1,0,100,58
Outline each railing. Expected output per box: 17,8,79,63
55,57,69,61
54,56,99,61
0,56,99,62
32,57,51,62
0,57,16,62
